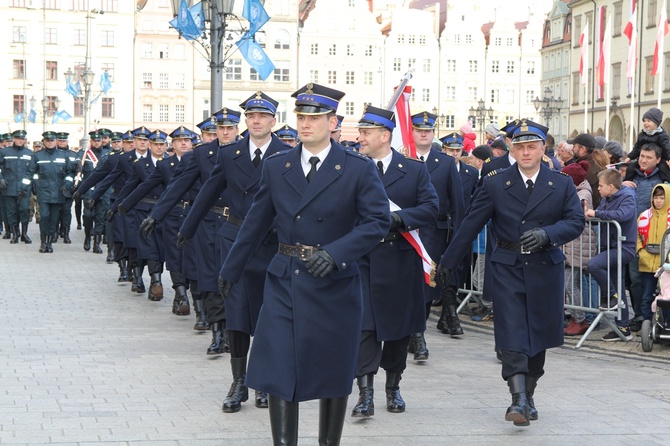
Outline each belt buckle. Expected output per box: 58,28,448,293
297,244,312,261
223,206,229,217
521,245,531,255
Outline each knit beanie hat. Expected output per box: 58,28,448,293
562,160,589,187
594,136,607,149
604,140,625,159
484,123,500,137
643,107,663,126
460,122,473,134
471,145,492,161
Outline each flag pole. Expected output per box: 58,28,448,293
584,20,589,134
630,47,636,151
605,13,611,140
658,0,667,109
385,68,414,110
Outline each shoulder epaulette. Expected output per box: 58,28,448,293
559,171,570,177
484,157,492,163
109,151,117,156
267,151,285,158
403,155,423,163
487,170,498,177
345,150,369,160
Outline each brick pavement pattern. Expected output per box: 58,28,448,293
2,226,670,445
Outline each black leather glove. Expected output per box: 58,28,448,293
218,276,233,300
305,249,336,278
436,264,452,289
176,232,188,249
89,199,98,212
17,189,27,199
105,208,116,222
117,203,128,216
72,189,81,200
520,228,549,252
61,185,71,197
139,217,156,239
0,179,7,189
390,211,404,230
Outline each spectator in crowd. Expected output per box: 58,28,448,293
594,136,607,150
544,134,561,170
490,139,508,158
604,140,626,165
623,142,664,330
562,161,598,336
636,184,670,330
556,140,574,167
586,169,637,341
470,145,492,173
569,133,604,208
459,121,477,153
624,107,670,183
484,123,500,146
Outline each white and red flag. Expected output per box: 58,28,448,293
652,0,669,76
390,85,416,158
579,19,589,86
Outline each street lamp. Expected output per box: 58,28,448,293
468,99,494,144
431,106,447,138
533,86,563,136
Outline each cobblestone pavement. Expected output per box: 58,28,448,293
1,225,670,445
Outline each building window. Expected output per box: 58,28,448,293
74,29,85,45
101,63,114,81
506,37,513,46
329,44,336,56
422,88,430,102
445,86,456,100
44,0,59,9
249,67,259,81
525,90,535,103
665,54,670,91
13,95,25,114
274,29,290,49
345,101,354,115
506,89,515,104
613,2,622,36
102,98,114,118
74,97,84,117
46,61,58,80
74,63,85,80
408,34,415,45
346,45,353,56
158,44,169,59
11,1,27,7
419,35,426,45
397,34,405,44
142,73,152,89
225,59,242,80
100,0,118,12
174,73,185,89
446,60,456,72
273,61,289,82
465,34,472,44
648,0,658,27
348,0,355,6
175,104,185,123
101,30,114,47
345,71,355,85
45,28,57,44
422,59,431,73
612,63,621,99
310,43,318,55
491,89,499,103
364,71,373,86
407,57,416,70
454,34,460,44
159,73,169,89
310,69,319,83
159,104,169,122
13,60,26,79
328,70,337,84
365,45,373,56
527,61,535,75
142,43,153,58
13,26,26,43
495,37,501,46
468,87,478,101
445,115,454,128
491,60,499,73
469,60,478,73
572,72,580,104
393,58,401,72
506,61,515,74
45,96,58,115
645,56,654,93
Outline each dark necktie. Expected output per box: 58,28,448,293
377,160,384,177
526,179,534,195
306,156,319,183
419,155,425,162
253,148,262,168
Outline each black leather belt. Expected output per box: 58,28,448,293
437,214,450,221
496,240,552,254
140,197,159,205
210,206,229,216
227,213,244,227
381,232,401,243
278,243,316,261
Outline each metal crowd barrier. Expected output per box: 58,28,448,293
455,218,626,348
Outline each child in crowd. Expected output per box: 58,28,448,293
624,107,670,182
562,161,598,336
635,184,670,327
586,169,637,341
459,121,477,153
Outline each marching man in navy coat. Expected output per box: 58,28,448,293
437,120,584,426
219,83,390,446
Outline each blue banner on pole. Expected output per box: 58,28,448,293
243,0,270,36
236,33,275,81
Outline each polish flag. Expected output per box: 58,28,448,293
595,6,607,98
579,20,589,86
652,0,669,76
623,2,637,85
390,85,416,158
389,200,435,287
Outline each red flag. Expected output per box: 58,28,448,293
86,148,99,168
579,20,589,86
390,85,416,158
481,21,494,47
623,4,637,83
652,0,669,76
596,6,607,98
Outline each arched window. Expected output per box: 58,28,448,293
274,29,290,50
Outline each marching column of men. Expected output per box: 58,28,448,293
0,130,33,244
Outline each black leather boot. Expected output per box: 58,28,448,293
318,396,348,446
222,321,231,353
21,222,31,244
117,259,128,283
222,357,249,413
92,235,103,254
207,321,225,355
412,332,429,361
255,390,269,408
269,395,299,446
106,243,114,263
439,287,464,337
62,227,71,244
38,234,47,253
407,333,416,354
505,374,530,426
45,234,53,253
131,267,145,293
51,231,58,243
148,272,163,301
193,299,208,331
83,228,91,251
2,223,10,239
10,226,20,244
526,375,539,421
351,374,374,417
385,372,405,413
173,285,190,315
